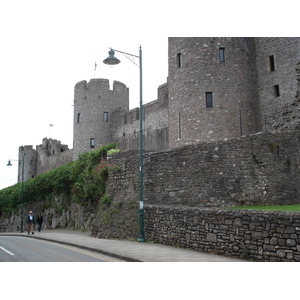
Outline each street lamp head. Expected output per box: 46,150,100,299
103,48,120,65
6,160,12,167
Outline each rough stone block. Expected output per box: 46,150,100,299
270,237,278,245
276,249,286,258
286,239,296,247
285,226,295,234
206,232,217,242
252,231,262,240
264,244,275,251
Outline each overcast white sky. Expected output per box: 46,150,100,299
0,0,298,190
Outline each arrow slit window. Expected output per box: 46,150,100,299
90,138,95,149
206,92,213,108
177,53,182,68
103,112,108,122
219,47,225,62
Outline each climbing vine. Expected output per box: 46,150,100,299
0,143,119,215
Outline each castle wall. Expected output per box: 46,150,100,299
73,79,129,159
266,62,300,132
111,83,169,152
107,129,300,209
18,138,73,182
144,205,300,262
255,38,300,130
168,37,260,149
36,138,73,175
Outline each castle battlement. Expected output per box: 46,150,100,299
74,79,128,95
37,138,69,156
19,145,35,152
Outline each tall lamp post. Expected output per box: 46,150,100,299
7,156,25,233
103,47,145,242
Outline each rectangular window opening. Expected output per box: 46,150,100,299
177,53,182,68
178,113,182,139
219,47,225,62
269,55,275,72
274,85,280,97
206,92,213,108
103,112,108,122
90,138,95,149
77,113,81,123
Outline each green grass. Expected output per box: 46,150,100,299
226,204,300,212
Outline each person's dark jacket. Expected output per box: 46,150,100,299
27,215,35,224
36,216,43,225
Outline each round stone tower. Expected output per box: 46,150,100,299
73,79,129,159
18,146,37,182
168,37,261,149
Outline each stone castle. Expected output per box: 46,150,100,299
18,37,300,182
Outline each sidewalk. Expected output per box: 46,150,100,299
0,229,246,262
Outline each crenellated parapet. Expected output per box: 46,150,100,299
74,79,128,104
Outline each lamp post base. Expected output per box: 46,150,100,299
137,208,146,243
138,236,146,243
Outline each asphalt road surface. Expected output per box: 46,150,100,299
0,236,124,262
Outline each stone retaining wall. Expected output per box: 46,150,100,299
107,129,300,209
144,205,300,261
2,198,300,261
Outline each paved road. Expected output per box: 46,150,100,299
0,236,124,262
0,230,247,261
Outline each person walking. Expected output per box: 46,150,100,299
36,213,43,233
27,211,35,235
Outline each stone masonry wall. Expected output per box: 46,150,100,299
36,138,73,175
168,37,260,149
73,79,129,160
255,38,300,127
107,129,300,209
73,196,300,262
265,62,300,133
2,197,299,261
19,138,73,182
144,205,300,262
111,83,169,152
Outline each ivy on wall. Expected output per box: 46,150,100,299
0,143,119,216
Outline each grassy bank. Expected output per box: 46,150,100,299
226,204,300,212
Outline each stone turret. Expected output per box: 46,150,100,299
73,79,129,159
18,145,37,182
168,37,260,149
